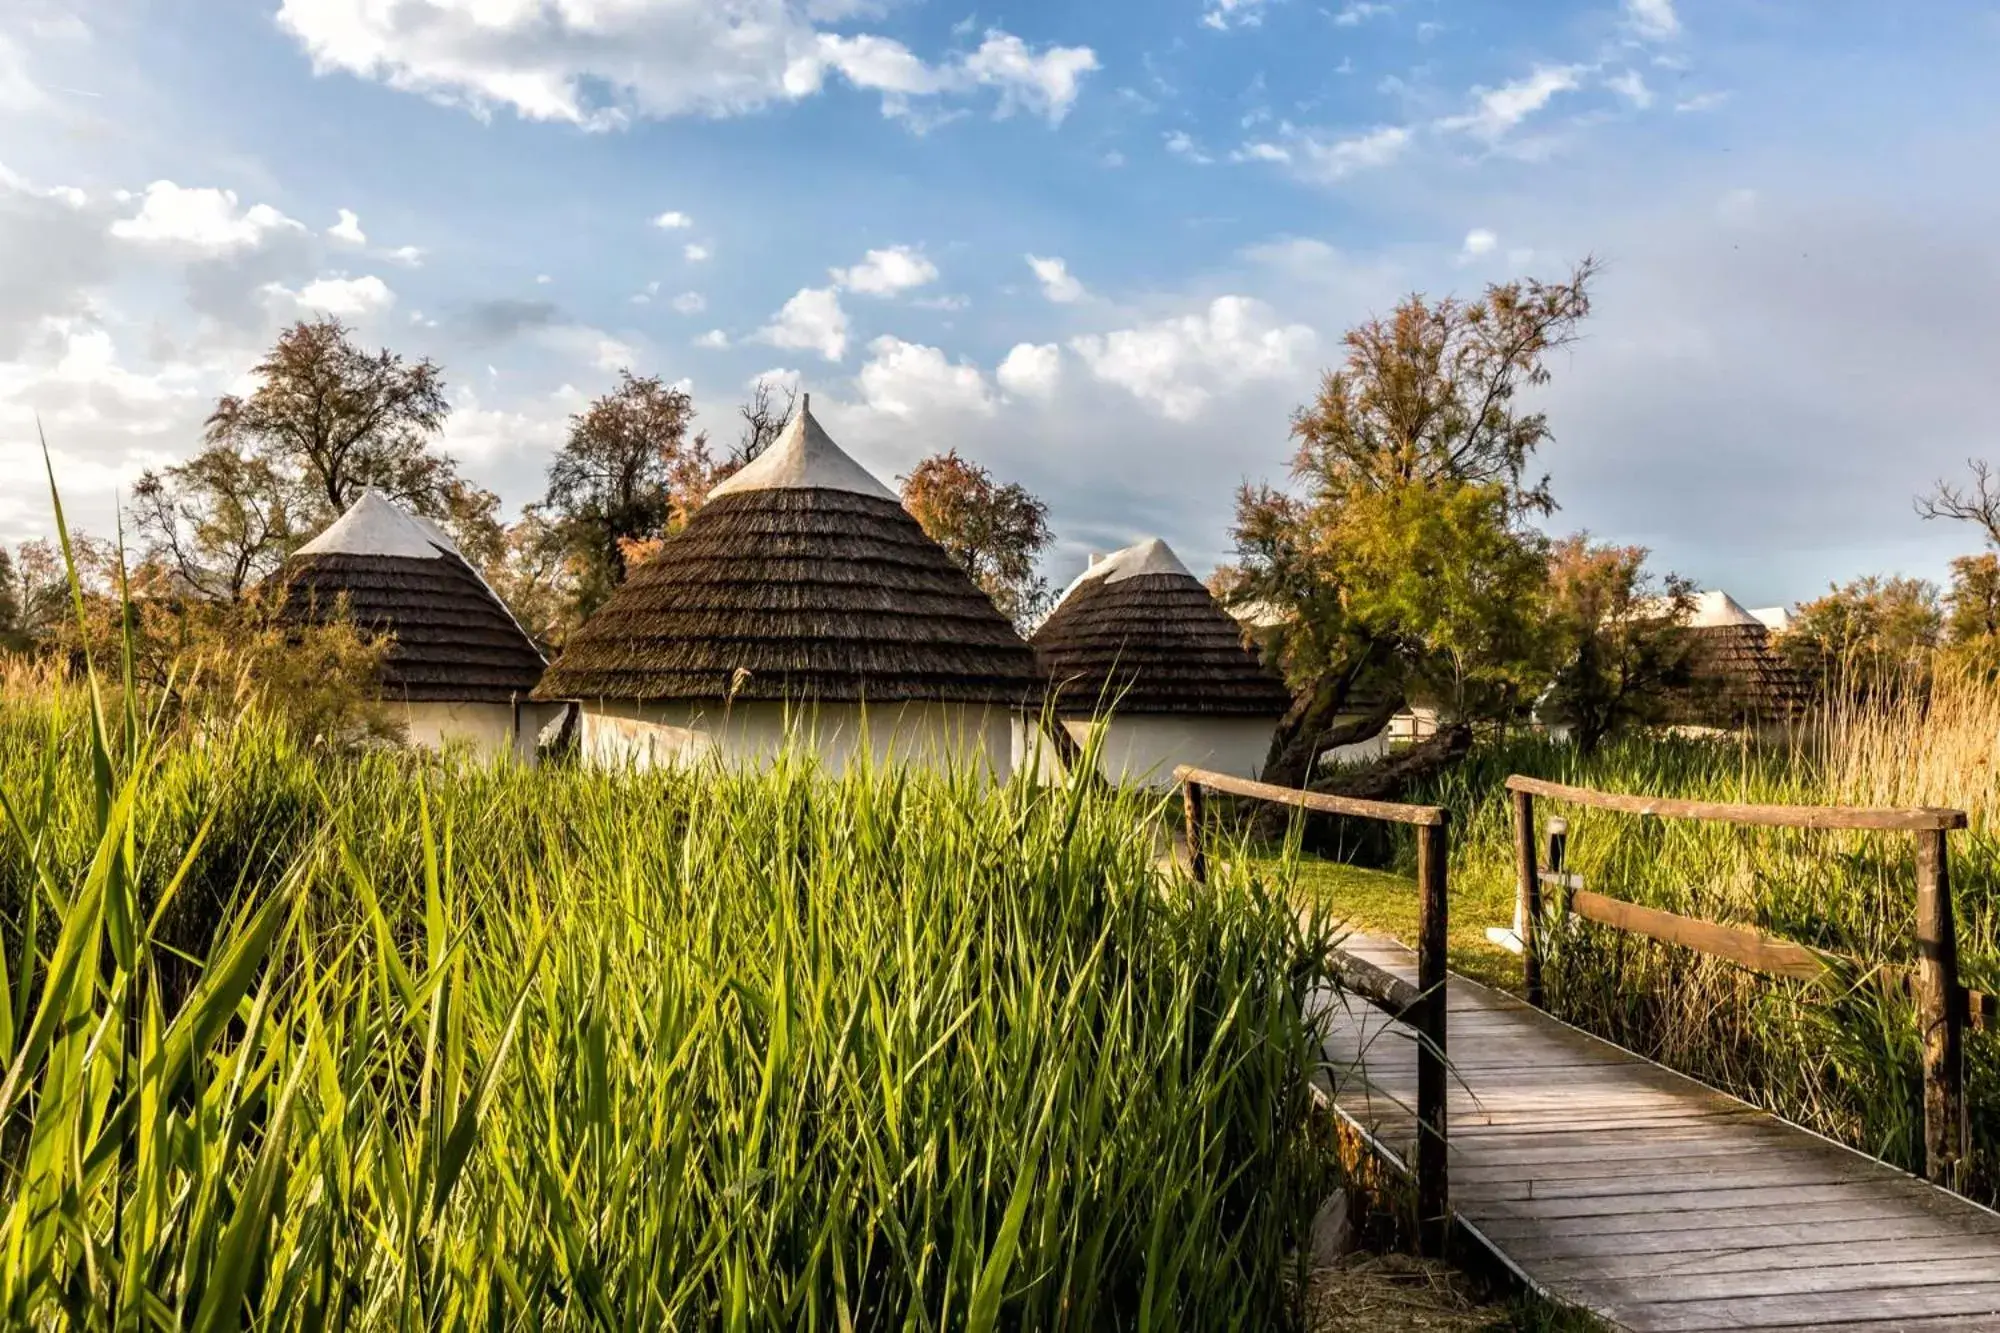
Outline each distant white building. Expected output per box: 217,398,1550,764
1749,604,1795,634
277,490,557,760
1027,538,1293,788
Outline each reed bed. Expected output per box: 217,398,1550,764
1414,672,2000,1203
0,671,1341,1328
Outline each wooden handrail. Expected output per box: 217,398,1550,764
1178,765,1451,1253
1174,766,1448,826
1512,775,1971,1191
1505,775,1967,832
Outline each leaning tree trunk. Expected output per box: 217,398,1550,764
1295,722,1473,861
1263,680,1401,791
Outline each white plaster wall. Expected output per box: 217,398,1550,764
394,699,562,763
1048,715,1279,790
580,700,1016,777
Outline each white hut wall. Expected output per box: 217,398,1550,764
1060,715,1279,790
579,700,1015,776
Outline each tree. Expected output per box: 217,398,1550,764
204,316,497,551
1947,554,2000,645
1538,536,1695,754
735,379,797,466
1783,575,1942,697
0,547,19,651
1220,260,1598,787
900,450,1054,629
128,443,295,601
541,371,719,620
1918,459,2000,548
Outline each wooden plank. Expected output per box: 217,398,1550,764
1325,947,1425,1015
1577,1259,2000,1305
1504,773,1968,830
1173,765,1447,826
1536,1234,2000,1282
1568,888,1833,980
1917,824,1968,1189
1594,1282,2000,1331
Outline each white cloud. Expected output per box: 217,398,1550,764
1069,296,1315,421
535,273,553,284
1460,228,1498,259
857,336,994,417
652,209,694,229
1026,254,1085,303
277,1,1096,128
996,342,1061,399
1332,2,1390,25
1435,65,1583,143
749,366,802,396
1676,91,1729,114
328,208,367,245
1164,130,1213,164
1237,124,1410,183
267,273,397,317
694,328,730,348
109,181,305,255
385,244,424,266
757,286,848,361
1625,0,1679,41
1607,69,1654,110
684,242,711,262
1201,0,1268,31
671,290,707,314
831,244,938,296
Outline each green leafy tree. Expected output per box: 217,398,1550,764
1538,536,1695,754
540,371,719,621
900,450,1054,630
1784,575,1942,697
1221,259,1597,786
128,443,296,601
0,547,20,651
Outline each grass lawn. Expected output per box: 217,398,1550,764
1273,854,1526,995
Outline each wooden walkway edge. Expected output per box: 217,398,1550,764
1320,933,2000,1332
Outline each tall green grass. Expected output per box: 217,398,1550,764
0,668,1341,1327
1411,716,2000,1203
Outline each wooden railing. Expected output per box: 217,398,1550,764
1506,774,1974,1188
1176,766,1452,1252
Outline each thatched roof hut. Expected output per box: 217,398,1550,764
1024,538,1291,786
535,398,1039,772
276,490,552,757
1667,590,1808,730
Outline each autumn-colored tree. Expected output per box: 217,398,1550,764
1783,575,1942,697
541,370,721,621
1947,554,2000,644
1221,260,1597,786
1538,536,1695,754
900,450,1054,629
203,317,499,550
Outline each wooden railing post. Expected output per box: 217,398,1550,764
1415,818,1450,1256
1512,789,1542,1008
1183,778,1208,885
1916,826,1966,1189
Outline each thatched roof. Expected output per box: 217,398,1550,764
274,490,546,705
1667,590,1808,726
533,399,1040,707
1030,538,1293,717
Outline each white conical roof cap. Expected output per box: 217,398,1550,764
1052,537,1196,610
297,489,457,560
706,395,897,501
1689,589,1762,628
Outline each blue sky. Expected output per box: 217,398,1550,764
3,0,1998,609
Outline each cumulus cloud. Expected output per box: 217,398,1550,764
267,273,397,318
1436,65,1583,143
757,285,849,361
1164,130,1213,164
276,1,1096,128
652,209,693,229
831,244,938,296
856,336,995,417
1069,296,1316,420
1026,254,1085,303
1460,228,1498,260
694,328,730,349
1625,0,1679,41
684,242,711,262
1607,69,1654,110
1332,2,1390,25
1238,124,1411,183
385,244,424,266
328,208,366,245
1200,0,1268,31
109,181,306,255
671,290,707,314
996,342,1061,399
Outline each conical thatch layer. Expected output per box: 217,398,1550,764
1669,621,1808,727
1031,558,1292,717
534,488,1041,705
277,551,548,703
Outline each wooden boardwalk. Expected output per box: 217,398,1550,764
1321,934,2000,1331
